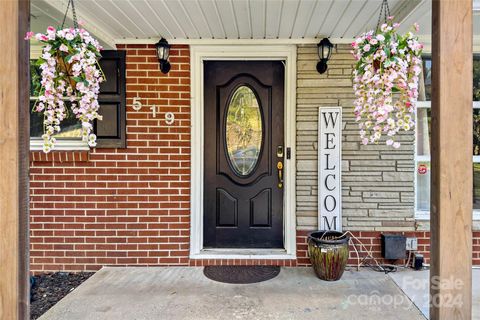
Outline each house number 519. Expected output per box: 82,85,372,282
132,97,174,125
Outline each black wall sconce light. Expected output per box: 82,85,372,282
317,38,333,74
155,38,171,74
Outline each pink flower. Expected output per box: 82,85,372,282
24,31,34,40
35,33,48,41
59,44,69,52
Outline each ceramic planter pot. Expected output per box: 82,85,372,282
307,230,349,281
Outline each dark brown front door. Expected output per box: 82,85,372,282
204,61,284,248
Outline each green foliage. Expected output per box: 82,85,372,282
30,63,42,97
473,112,480,156
473,59,480,101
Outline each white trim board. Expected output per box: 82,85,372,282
116,38,354,45
189,45,297,259
195,249,296,260
30,139,89,151
416,211,480,221
114,37,480,53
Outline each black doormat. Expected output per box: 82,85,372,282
203,266,280,284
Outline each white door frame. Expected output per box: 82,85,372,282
189,45,297,259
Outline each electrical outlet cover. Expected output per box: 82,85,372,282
406,237,418,251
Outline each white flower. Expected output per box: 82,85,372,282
59,44,69,52
87,133,97,147
42,51,52,60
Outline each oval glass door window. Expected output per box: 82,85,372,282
226,86,263,176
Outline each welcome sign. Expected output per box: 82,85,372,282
318,107,342,231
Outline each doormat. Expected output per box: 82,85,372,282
203,266,280,284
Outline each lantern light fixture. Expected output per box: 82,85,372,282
316,38,333,74
155,38,171,74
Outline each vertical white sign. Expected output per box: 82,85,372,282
318,107,342,231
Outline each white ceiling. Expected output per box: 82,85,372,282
400,0,480,36
30,0,480,49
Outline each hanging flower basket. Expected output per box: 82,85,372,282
26,25,105,153
351,17,423,148
56,54,78,88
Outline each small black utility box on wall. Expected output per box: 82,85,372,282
381,234,406,259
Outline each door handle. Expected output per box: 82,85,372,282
277,161,283,189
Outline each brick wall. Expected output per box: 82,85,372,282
296,44,415,231
297,230,480,266
29,44,191,272
29,43,479,272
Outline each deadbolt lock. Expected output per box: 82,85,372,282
276,146,284,158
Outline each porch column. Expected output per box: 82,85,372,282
0,0,30,319
431,0,472,318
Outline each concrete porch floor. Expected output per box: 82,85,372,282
390,269,480,319
39,267,427,320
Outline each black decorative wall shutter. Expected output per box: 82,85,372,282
95,50,126,148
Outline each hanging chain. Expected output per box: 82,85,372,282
61,0,79,29
71,0,78,29
375,0,391,32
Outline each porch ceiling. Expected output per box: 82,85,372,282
30,0,480,49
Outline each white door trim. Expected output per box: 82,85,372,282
189,45,297,259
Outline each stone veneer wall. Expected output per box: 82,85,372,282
296,44,416,231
